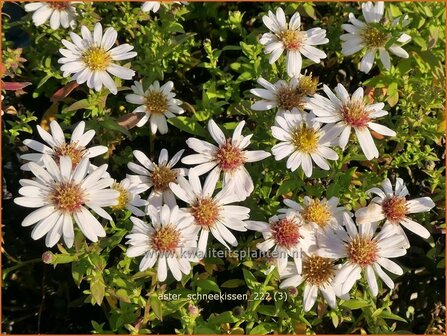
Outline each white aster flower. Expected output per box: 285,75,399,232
260,7,328,77
308,84,396,160
21,120,107,172
317,213,407,297
271,110,338,177
58,22,137,94
14,155,118,248
125,80,184,135
141,1,186,13
141,1,161,13
247,210,315,275
169,169,249,254
280,256,339,312
355,178,435,248
125,204,198,282
250,75,319,114
25,2,78,30
127,148,186,209
182,120,271,199
111,178,148,217
279,196,350,234
341,1,411,73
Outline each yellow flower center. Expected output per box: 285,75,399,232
382,196,407,224
361,26,389,49
150,165,177,192
191,198,220,229
303,255,335,287
279,30,305,51
50,182,84,214
340,99,371,128
215,140,245,172
271,217,301,249
346,235,378,267
111,182,129,211
82,47,111,71
145,91,168,115
150,226,181,253
53,142,85,168
291,125,319,153
302,199,332,228
297,75,319,96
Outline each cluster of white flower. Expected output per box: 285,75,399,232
245,3,433,311
253,3,407,177
24,1,183,29
249,181,434,311
14,118,272,281
15,2,435,307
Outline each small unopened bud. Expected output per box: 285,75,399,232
42,251,54,264
288,287,298,298
188,303,200,318
232,306,244,317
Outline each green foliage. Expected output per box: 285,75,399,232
2,1,445,334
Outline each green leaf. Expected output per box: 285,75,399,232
150,293,163,320
221,279,246,288
249,323,275,334
242,268,258,290
90,272,105,305
194,325,220,334
196,279,221,293
64,99,90,112
387,82,399,107
51,253,78,265
168,116,207,137
257,305,277,317
208,311,239,325
378,311,407,323
72,258,90,287
341,299,371,310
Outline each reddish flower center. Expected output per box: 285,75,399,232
215,140,245,172
382,196,407,223
340,100,371,128
151,165,177,192
145,91,168,115
346,235,378,267
191,198,220,229
303,255,335,286
48,2,69,10
54,142,85,168
302,199,332,228
50,182,84,214
279,30,304,51
271,217,301,249
150,226,181,253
